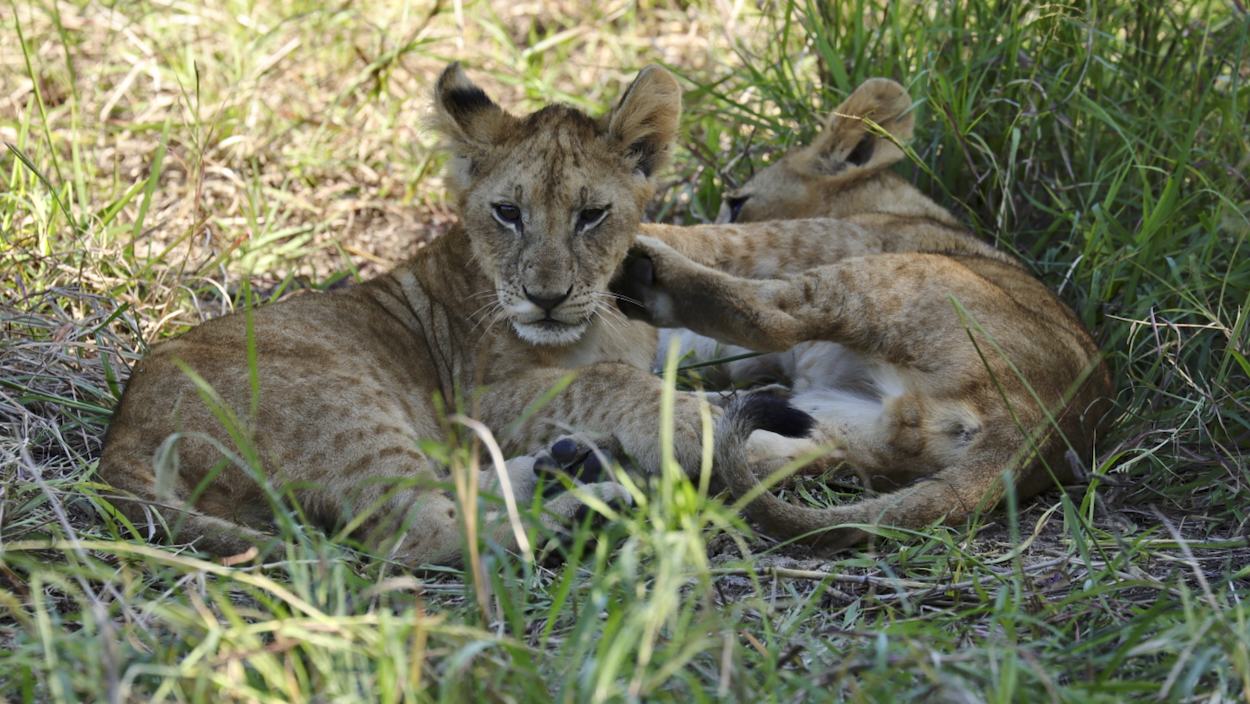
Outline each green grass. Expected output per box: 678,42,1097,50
2,0,1249,701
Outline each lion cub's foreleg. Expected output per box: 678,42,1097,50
618,236,997,366
479,364,725,477
642,219,893,280
494,363,826,490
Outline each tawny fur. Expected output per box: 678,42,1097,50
99,63,726,566
621,78,1115,549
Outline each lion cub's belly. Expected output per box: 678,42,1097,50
654,328,797,383
662,330,973,481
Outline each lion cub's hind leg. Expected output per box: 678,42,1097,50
720,396,1013,551
101,454,280,558
785,365,940,486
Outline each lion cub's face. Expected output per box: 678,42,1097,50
429,64,681,345
718,78,916,225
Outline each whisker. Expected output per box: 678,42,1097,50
470,299,503,319
596,290,643,308
592,303,625,334
592,309,619,335
595,300,630,324
470,302,505,335
461,289,504,303
476,307,511,343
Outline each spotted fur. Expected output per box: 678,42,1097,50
623,79,1115,549
98,64,706,566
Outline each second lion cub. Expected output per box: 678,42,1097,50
621,78,1114,549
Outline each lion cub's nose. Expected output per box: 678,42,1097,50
524,286,572,313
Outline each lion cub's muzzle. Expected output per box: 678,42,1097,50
506,283,593,346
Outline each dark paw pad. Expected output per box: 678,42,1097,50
612,255,655,320
580,451,613,482
538,452,616,498
551,438,583,466
629,256,655,286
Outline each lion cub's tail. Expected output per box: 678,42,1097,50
712,393,835,533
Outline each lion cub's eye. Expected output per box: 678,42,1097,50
577,207,606,231
726,196,748,223
494,204,522,224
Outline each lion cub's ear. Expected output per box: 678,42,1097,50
604,66,683,179
807,78,914,175
428,62,512,192
430,62,508,144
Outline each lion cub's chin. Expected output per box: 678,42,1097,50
512,319,590,346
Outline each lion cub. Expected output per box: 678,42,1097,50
621,78,1114,549
98,63,757,566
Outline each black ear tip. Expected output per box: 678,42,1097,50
436,63,498,122
443,89,494,121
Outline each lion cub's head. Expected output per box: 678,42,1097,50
429,63,681,345
718,78,915,224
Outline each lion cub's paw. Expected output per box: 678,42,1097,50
613,236,692,326
537,482,635,563
542,431,637,491
541,481,634,524
571,482,635,520
626,234,681,267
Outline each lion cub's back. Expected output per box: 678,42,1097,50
99,288,446,526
